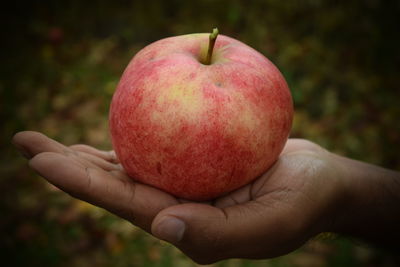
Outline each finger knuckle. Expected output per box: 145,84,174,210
184,238,227,264
189,253,219,265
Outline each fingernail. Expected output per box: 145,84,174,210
12,142,31,159
155,216,185,243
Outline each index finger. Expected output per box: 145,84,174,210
12,131,69,158
29,151,179,232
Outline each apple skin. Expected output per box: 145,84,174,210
109,33,293,201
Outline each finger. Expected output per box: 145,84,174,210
12,131,120,171
151,199,308,264
281,139,323,155
29,152,178,231
73,150,122,171
12,131,69,158
213,183,253,208
70,144,119,163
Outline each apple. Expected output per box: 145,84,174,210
109,29,293,201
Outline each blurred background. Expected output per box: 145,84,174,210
1,0,399,266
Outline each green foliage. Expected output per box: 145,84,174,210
1,0,399,266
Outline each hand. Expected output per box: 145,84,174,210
12,131,350,264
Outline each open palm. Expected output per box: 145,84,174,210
13,131,342,264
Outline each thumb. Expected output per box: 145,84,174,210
151,200,302,264
152,203,227,244
151,203,232,264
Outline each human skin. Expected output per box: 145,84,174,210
110,33,293,201
12,131,400,264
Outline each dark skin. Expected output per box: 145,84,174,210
12,131,400,264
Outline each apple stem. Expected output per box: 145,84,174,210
205,28,219,65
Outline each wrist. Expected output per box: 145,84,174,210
329,154,400,248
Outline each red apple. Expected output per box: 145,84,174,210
109,29,293,201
